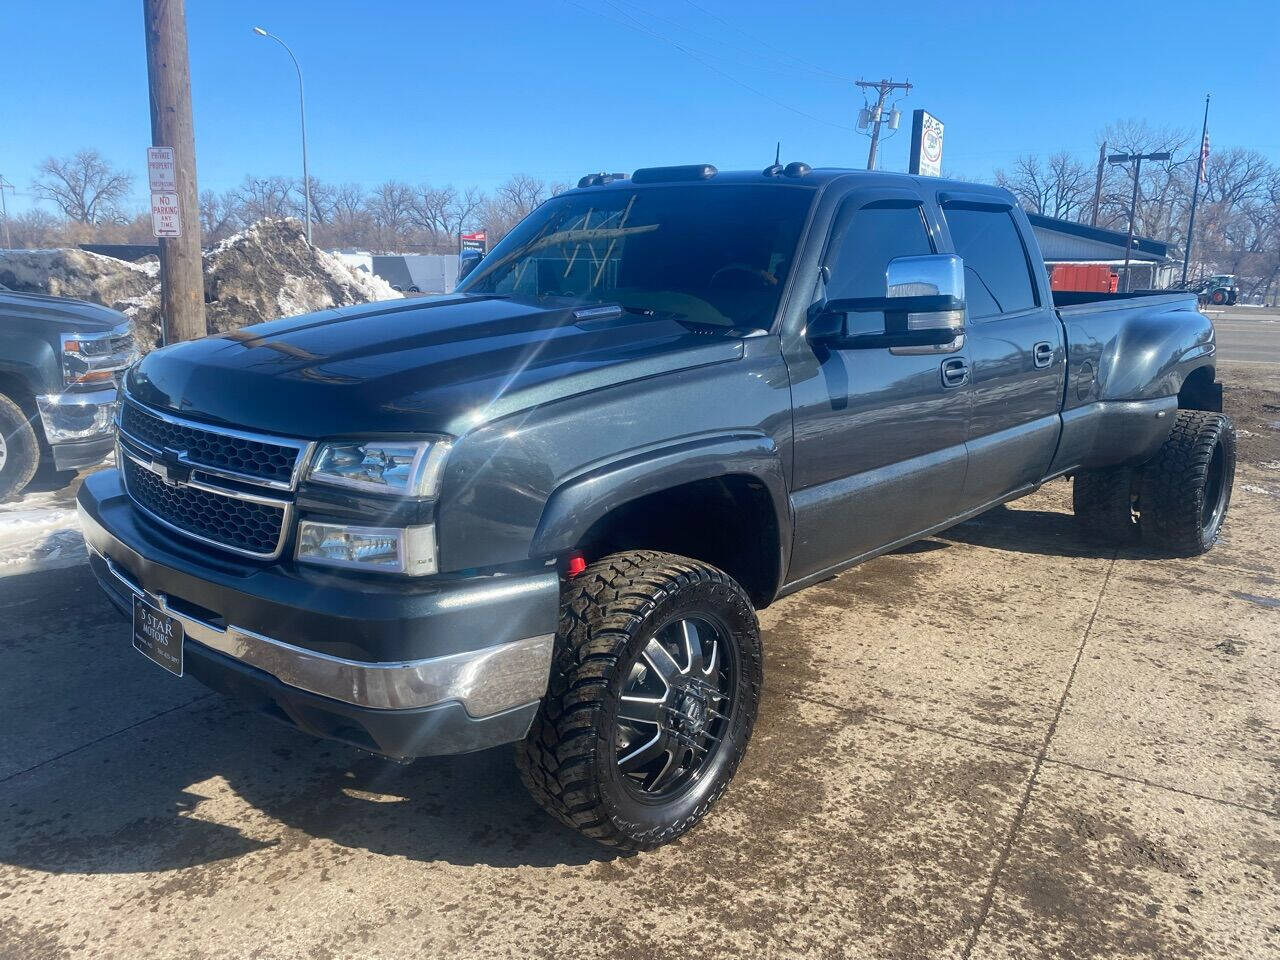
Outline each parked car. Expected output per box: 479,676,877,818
0,287,135,499
78,164,1233,850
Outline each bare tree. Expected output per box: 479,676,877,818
7,209,64,248
327,182,370,247
199,189,241,244
31,150,134,224
368,180,415,251
1096,121,1191,243
233,175,294,222
290,176,337,226
996,152,1093,220
480,175,566,242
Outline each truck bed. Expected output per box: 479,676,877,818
1052,289,1200,316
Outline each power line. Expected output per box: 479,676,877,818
609,0,850,83
678,0,854,83
564,0,849,131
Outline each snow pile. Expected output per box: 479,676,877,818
0,248,157,308
198,219,400,338
1,219,401,351
0,487,86,577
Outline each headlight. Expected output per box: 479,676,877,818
308,438,452,497
61,322,137,386
296,521,437,576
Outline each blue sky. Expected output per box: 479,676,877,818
4,0,1278,213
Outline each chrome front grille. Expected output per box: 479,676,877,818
121,454,288,557
119,399,307,488
116,394,311,560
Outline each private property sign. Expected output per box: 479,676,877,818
147,146,180,237
908,111,944,178
146,147,177,192
150,192,182,238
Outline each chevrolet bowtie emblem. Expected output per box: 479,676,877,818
153,448,193,486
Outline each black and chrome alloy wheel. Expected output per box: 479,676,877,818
518,550,763,851
615,615,737,800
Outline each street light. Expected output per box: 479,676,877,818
252,26,312,245
1108,151,1171,292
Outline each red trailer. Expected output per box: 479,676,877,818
1050,263,1118,293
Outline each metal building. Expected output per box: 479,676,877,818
1026,213,1177,290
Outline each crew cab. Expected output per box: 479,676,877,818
78,164,1234,851
1,288,135,499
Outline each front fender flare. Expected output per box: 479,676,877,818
531,431,792,574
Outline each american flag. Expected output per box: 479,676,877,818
1200,131,1210,182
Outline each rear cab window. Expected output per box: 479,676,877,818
942,206,1038,319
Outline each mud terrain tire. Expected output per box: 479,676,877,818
517,550,762,851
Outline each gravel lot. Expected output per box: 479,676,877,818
1,362,1277,960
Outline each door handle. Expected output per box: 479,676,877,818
940,358,968,388
1033,341,1055,368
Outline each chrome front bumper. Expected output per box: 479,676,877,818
37,386,118,445
82,513,554,718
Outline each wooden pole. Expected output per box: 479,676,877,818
143,0,205,344
1090,141,1106,226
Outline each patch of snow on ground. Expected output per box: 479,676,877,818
1241,483,1278,498
0,487,86,576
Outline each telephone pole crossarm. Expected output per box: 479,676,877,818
855,78,912,171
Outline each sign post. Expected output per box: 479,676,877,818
908,110,945,177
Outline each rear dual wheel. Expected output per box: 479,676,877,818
1073,410,1235,556
517,551,762,851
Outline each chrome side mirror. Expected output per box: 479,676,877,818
810,254,967,350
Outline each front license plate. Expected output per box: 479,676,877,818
133,595,184,677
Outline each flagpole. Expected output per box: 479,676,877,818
1181,94,1210,288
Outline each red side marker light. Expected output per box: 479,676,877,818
566,555,587,577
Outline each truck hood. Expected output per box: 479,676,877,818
126,294,744,438
0,290,130,332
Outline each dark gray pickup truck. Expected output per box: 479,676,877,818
1,288,135,499
78,164,1233,850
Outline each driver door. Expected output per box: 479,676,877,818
785,189,971,581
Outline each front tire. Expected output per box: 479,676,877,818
0,392,40,502
517,550,762,851
1139,411,1236,556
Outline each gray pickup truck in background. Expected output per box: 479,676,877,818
78,164,1233,851
0,287,135,499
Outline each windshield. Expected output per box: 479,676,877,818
459,184,814,328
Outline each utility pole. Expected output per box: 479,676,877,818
1090,141,1106,226
1109,150,1171,293
143,0,206,344
1181,95,1211,288
856,78,912,171
0,176,14,249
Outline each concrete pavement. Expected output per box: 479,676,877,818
1,466,1277,959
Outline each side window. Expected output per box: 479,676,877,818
826,203,933,302
943,207,1038,319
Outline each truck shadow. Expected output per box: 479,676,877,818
0,702,614,876
0,566,613,877
938,503,1141,559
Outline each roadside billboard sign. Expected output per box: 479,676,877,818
909,111,944,177
460,230,487,253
